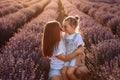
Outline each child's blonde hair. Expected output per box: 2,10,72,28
62,15,79,32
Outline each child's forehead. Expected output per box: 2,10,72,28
63,21,69,25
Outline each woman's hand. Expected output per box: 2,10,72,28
76,55,82,66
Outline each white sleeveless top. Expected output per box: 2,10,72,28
50,33,66,69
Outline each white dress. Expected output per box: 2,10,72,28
63,33,85,67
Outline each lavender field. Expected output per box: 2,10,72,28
0,0,120,80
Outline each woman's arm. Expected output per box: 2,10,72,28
56,46,84,62
56,52,77,62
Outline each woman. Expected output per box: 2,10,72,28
42,21,84,80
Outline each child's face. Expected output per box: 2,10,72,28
62,21,75,34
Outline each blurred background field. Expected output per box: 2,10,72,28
0,0,120,80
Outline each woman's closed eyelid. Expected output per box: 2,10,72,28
60,28,62,31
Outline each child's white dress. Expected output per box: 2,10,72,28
63,33,84,67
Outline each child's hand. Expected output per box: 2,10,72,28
74,47,85,55
76,61,85,67
76,61,81,67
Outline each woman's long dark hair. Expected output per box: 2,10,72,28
42,21,61,57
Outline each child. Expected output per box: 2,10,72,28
62,16,85,80
41,21,83,80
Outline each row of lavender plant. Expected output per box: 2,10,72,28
0,0,27,8
90,39,120,80
69,0,120,37
0,0,49,48
21,0,33,2
0,0,42,17
89,0,120,4
0,0,17,8
0,0,39,9
17,0,41,8
106,17,120,36
17,0,42,7
0,0,60,79
0,0,14,4
92,10,120,36
69,0,120,16
0,3,24,17
60,0,119,80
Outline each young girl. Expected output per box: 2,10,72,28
62,16,85,80
41,21,83,80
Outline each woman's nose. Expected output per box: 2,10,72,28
62,28,65,31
